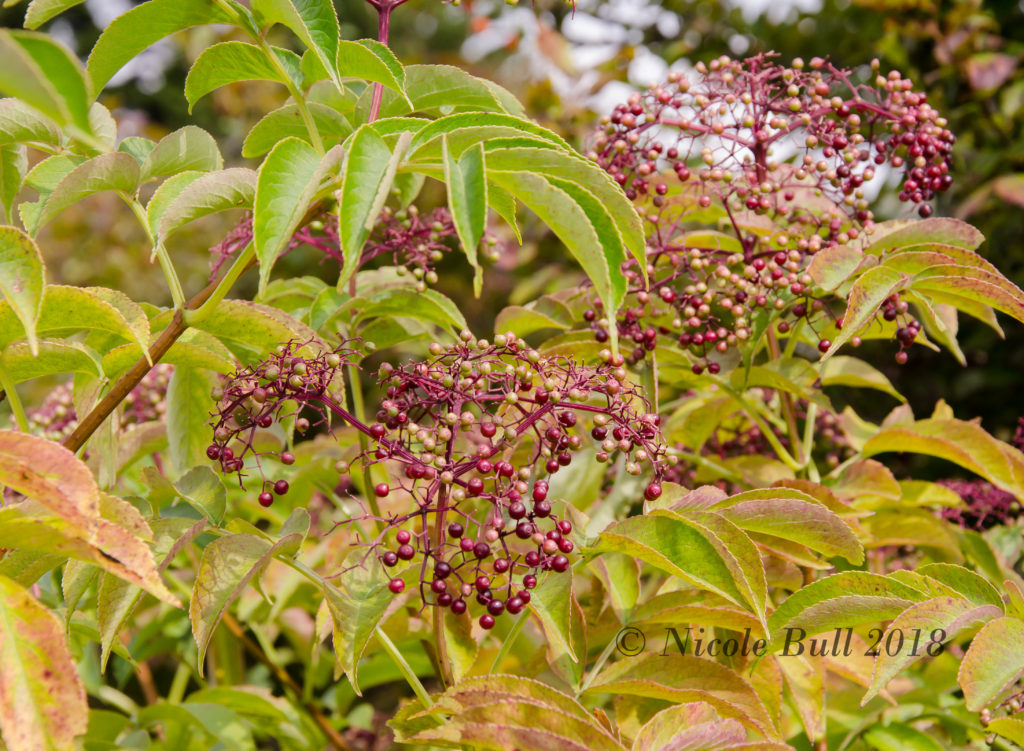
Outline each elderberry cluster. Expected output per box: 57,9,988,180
936,479,1022,531
353,334,669,627
206,341,359,505
15,364,173,440
209,206,501,289
207,334,669,627
578,53,954,368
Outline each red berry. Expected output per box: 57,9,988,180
451,599,467,614
460,537,474,552
389,578,405,594
467,477,484,496
220,447,234,461
437,592,453,607
480,422,496,437
551,555,570,572
434,561,452,578
258,492,273,507
257,414,273,428
274,479,289,495
509,502,527,519
280,451,295,465
523,574,538,589
644,483,662,501
448,522,464,538
534,500,552,517
496,461,514,477
479,614,495,629
397,544,415,560
369,423,386,439
818,339,832,353
487,599,505,616
473,542,491,559
518,589,532,603
532,485,548,502
382,551,398,566
375,483,390,498
431,579,447,593
396,530,411,544
493,557,510,573
506,596,525,615
559,539,574,554
206,445,221,460
557,520,572,535
476,459,493,474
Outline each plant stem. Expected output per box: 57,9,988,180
345,361,381,518
121,192,186,309
184,242,256,326
375,626,434,708
221,613,352,750
0,364,28,432
766,328,803,468
489,610,527,673
431,489,454,687
576,635,617,698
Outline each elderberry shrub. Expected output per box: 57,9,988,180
580,53,952,368
207,332,669,625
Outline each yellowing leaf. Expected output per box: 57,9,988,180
0,574,88,751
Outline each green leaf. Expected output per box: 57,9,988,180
823,265,907,358
336,39,407,100
710,494,864,564
443,138,486,295
0,30,92,135
0,144,26,224
807,244,863,292
0,225,44,355
254,139,338,296
494,297,573,338
863,722,946,751
34,153,140,233
767,572,927,648
252,0,340,90
190,532,302,675
0,98,61,146
349,287,467,333
174,466,226,525
96,572,143,670
958,616,1024,710
184,42,302,112
191,299,321,360
914,563,1004,609
987,718,1024,745
584,653,779,740
372,64,524,119
864,597,1001,703
405,112,570,160
242,102,352,158
630,591,764,634
632,702,785,751
1,340,102,382
145,170,205,237
529,570,580,662
590,509,767,625
165,365,216,478
394,675,625,751
861,417,1024,499
322,564,393,695
0,574,88,751
866,217,985,254
157,168,257,241
818,356,904,401
335,125,396,290
117,135,157,164
87,0,234,94
140,126,222,182
589,554,640,623
23,0,87,27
